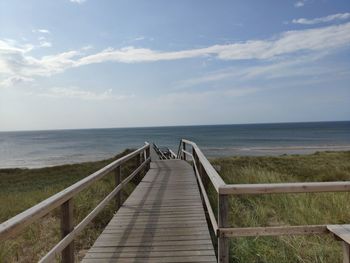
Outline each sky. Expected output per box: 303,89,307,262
0,0,350,131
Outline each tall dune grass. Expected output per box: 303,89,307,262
210,151,350,263
0,149,139,262
1,150,349,262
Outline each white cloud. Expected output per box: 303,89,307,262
70,0,86,4
174,52,347,90
82,45,93,51
1,22,350,83
39,41,52,48
133,36,145,41
32,29,51,34
74,22,350,65
38,86,133,101
292,13,350,25
0,76,33,88
294,1,305,8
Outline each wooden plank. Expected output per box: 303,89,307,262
221,225,329,237
61,199,74,263
101,231,211,237
327,225,350,244
181,139,225,191
95,235,212,243
219,181,350,195
342,241,350,263
83,159,216,262
182,141,186,161
93,239,214,247
82,255,217,263
218,194,229,263
107,218,207,224
192,154,218,233
115,165,122,211
88,244,214,253
84,250,215,258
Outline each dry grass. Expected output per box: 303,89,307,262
0,149,140,262
210,151,350,263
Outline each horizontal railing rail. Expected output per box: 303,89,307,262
0,143,151,263
219,181,350,195
178,139,350,263
153,143,167,159
181,149,218,233
169,149,177,159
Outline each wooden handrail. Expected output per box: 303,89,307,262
219,181,350,195
0,143,151,263
219,225,329,238
39,157,151,263
169,149,177,159
178,139,350,263
180,139,225,191
181,149,218,234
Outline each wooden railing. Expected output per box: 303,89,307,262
153,143,176,159
0,143,151,263
177,139,350,263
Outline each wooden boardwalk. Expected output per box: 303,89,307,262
4,140,349,262
82,159,216,263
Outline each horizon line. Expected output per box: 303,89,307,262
1,119,349,133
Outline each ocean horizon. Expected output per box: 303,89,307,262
1,120,350,169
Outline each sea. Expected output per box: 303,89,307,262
0,121,349,169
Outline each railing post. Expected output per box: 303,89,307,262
218,194,229,263
115,166,121,211
61,199,74,263
182,142,186,161
136,152,143,177
146,146,150,170
343,242,350,263
192,147,197,172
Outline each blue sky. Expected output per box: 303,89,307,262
0,0,349,131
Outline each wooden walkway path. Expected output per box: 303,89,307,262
2,140,350,262
82,159,216,263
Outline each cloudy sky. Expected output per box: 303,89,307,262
0,0,349,131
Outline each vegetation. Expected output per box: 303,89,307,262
210,151,350,263
1,150,349,262
0,149,140,263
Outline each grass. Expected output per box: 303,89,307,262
1,150,349,262
0,149,141,263
210,151,350,263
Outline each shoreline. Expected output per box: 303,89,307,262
1,147,350,170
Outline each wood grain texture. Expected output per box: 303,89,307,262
220,225,328,237
82,159,216,263
61,199,74,263
219,181,350,195
327,225,350,244
0,143,150,242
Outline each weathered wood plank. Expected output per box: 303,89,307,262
221,225,328,237
88,244,214,253
327,225,350,244
84,250,215,258
61,199,74,263
82,255,217,263
220,181,350,195
82,159,216,262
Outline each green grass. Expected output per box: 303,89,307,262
0,149,141,263
210,151,350,263
1,150,349,262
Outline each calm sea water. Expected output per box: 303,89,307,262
0,121,349,168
